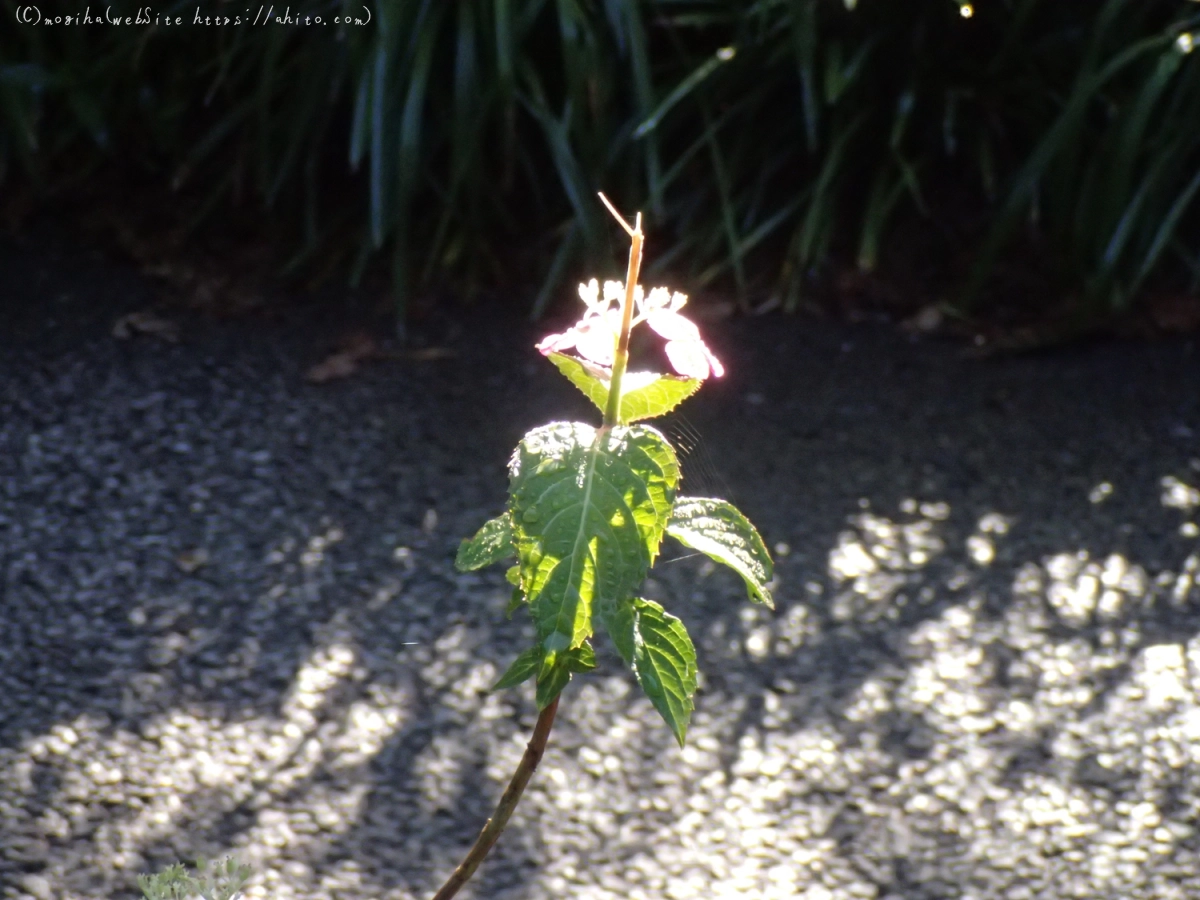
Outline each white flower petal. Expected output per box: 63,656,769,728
646,287,672,312
701,340,725,378
646,308,701,342
665,340,711,380
573,314,618,366
578,279,600,308
536,329,578,355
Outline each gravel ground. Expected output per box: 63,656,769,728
4,232,1200,900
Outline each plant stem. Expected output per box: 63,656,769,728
604,212,644,428
430,698,560,900
432,195,641,900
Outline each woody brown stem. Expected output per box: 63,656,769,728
430,698,560,900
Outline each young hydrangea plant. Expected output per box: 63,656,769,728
433,195,773,900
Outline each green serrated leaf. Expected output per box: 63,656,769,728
666,497,774,608
612,426,681,565
565,641,596,673
493,647,541,690
509,422,680,654
535,651,572,708
619,372,703,423
600,596,636,665
546,351,609,415
493,642,592,702
537,647,559,681
545,353,701,424
603,597,697,746
456,514,515,571
505,586,524,618
504,562,524,619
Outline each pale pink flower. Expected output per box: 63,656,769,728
535,281,620,367
642,288,725,380
537,280,724,380
641,309,722,380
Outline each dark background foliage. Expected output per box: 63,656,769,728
3,0,1199,329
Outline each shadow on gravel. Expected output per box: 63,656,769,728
5,234,1200,900
620,323,1200,896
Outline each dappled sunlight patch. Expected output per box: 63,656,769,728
236,783,371,900
0,627,412,899
1039,551,1150,627
740,605,775,660
1161,475,1200,511
826,539,1200,898
993,776,1101,841
965,512,1011,567
965,629,1200,892
414,735,475,821
1162,474,1200,538
282,641,357,723
515,462,1200,899
1171,552,1200,603
503,677,889,900
897,605,1000,733
827,503,948,622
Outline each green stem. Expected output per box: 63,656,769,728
430,698,560,900
603,216,644,428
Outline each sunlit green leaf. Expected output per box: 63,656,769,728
455,514,515,571
565,641,596,673
545,353,701,423
493,647,541,690
530,643,594,707
493,641,593,704
535,652,573,708
505,586,524,618
620,373,704,423
545,351,608,414
602,597,697,745
508,421,679,653
667,497,774,608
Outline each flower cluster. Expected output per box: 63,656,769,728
536,279,725,380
